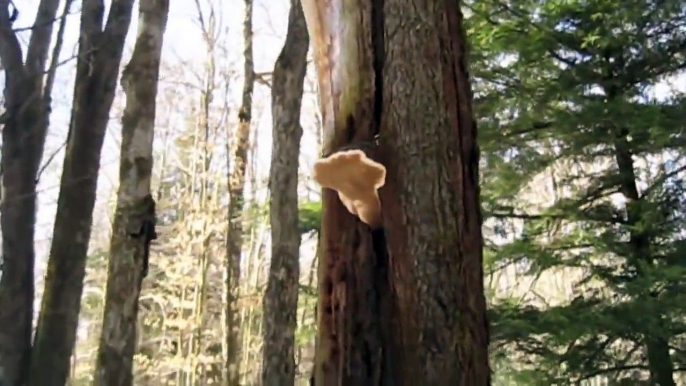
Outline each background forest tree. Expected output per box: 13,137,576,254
469,0,686,384
0,0,684,385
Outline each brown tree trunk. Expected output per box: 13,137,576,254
29,0,136,384
304,0,491,384
93,1,169,385
0,0,64,383
380,1,490,382
223,0,255,383
261,0,309,384
304,0,396,383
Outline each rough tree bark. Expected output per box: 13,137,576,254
380,0,490,382
0,0,65,383
224,0,255,383
93,1,169,384
29,0,136,384
261,0,309,384
303,0,491,384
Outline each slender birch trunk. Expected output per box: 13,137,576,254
223,0,255,383
93,1,169,384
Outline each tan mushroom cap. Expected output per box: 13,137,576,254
313,149,386,229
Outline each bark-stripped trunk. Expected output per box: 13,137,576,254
93,1,169,384
303,0,393,383
29,0,136,384
261,0,309,384
224,0,255,383
303,0,491,384
0,0,64,383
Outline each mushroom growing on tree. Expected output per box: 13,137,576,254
302,0,490,383
313,145,386,229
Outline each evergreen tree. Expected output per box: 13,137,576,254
468,0,686,384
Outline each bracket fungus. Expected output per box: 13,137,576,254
313,149,386,229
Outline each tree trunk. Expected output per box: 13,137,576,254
29,0,136,384
93,1,169,385
0,0,64,383
303,0,491,384
612,136,676,386
303,0,397,383
224,0,255,383
261,0,309,384
380,1,490,382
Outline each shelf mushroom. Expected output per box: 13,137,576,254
313,148,386,229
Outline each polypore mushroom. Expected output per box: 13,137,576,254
313,149,386,229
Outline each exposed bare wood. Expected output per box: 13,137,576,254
302,0,388,384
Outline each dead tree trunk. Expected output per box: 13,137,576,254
261,0,309,384
0,0,65,383
303,0,491,384
303,1,392,383
93,1,169,384
29,0,136,384
223,0,255,384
